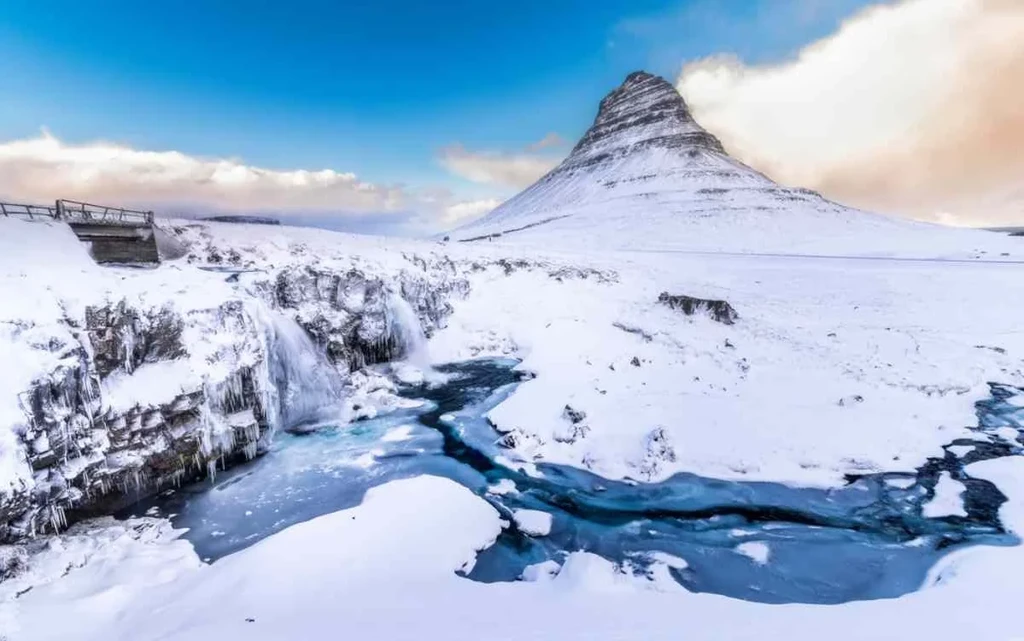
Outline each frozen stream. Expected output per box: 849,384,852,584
124,359,1023,604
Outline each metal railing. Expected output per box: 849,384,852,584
0,202,59,219
56,200,154,225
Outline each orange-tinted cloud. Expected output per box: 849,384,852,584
679,0,1024,226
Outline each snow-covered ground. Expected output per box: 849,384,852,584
4,70,1024,639
432,245,1024,486
3,212,1023,640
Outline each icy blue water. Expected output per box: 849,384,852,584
126,359,1023,605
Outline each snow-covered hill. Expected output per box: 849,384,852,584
449,72,1018,259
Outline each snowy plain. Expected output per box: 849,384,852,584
1,212,1023,640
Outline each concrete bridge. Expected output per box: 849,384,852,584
1,199,160,264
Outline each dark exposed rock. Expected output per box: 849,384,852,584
613,322,653,343
554,423,590,445
86,302,186,379
639,427,677,480
658,292,738,325
563,405,587,425
201,215,281,226
974,345,1007,355
555,405,590,444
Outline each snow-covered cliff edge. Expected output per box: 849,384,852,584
0,218,472,542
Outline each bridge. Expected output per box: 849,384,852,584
1,199,160,264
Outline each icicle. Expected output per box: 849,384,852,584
169,467,185,488
47,504,67,533
122,324,136,374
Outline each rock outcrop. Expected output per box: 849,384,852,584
265,259,468,373
658,292,738,325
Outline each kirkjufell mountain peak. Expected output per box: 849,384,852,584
571,70,727,159
447,70,965,253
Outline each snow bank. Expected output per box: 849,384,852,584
735,541,771,565
101,360,200,414
922,473,968,518
512,509,553,536
9,476,502,641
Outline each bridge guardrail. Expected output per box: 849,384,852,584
56,200,154,225
0,202,59,219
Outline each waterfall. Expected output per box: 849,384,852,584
265,311,344,431
386,293,431,369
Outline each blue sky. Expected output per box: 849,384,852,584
0,0,880,230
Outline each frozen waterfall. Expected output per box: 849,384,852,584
386,293,431,368
265,310,345,431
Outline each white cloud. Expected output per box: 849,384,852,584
438,135,565,189
442,198,502,225
0,131,407,215
677,0,1024,225
526,133,567,152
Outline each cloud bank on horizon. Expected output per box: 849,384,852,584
438,137,564,190
677,0,1024,227
0,131,496,234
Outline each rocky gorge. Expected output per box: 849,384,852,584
0,221,478,544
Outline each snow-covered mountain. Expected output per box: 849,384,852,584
449,72,1014,258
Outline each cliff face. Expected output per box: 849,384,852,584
0,222,471,542
6,299,271,540
267,260,468,373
